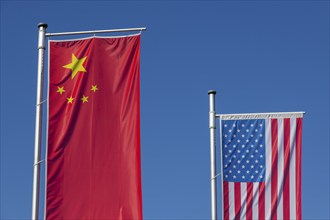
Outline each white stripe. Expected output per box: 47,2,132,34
240,183,247,220
277,119,284,219
265,119,272,219
229,182,235,220
290,118,297,219
252,182,259,220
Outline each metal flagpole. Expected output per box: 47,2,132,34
32,22,47,220
208,90,217,220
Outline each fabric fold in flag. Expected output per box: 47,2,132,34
46,35,142,220
220,113,303,220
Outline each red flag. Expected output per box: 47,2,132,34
46,35,142,219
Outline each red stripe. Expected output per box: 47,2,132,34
296,118,302,219
234,182,241,220
246,183,253,220
271,119,278,220
259,182,265,220
283,118,291,219
223,182,229,220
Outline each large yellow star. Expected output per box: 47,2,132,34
63,54,87,79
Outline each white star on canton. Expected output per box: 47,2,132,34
233,155,236,158
242,165,245,169
233,165,236,169
260,134,263,137
255,139,259,143
224,124,228,127
229,170,232,173
233,145,236,148
242,145,245,148
251,134,254,137
255,170,259,173
242,134,245,138
237,139,241,143
229,129,232,133
242,176,245,179
237,160,241,164
251,175,254,178
237,129,241,132
247,170,250,174
237,150,241,153
251,165,254,168
250,155,254,158
242,124,245,127
255,160,259,163
250,124,254,127
237,170,241,174
246,129,250,132
259,124,263,127
255,129,258,132
260,165,263,168
246,160,250,163
233,175,236,179
250,145,254,148
242,155,245,158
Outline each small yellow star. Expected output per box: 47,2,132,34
56,86,65,95
67,96,74,104
81,95,88,103
63,53,87,79
91,85,98,92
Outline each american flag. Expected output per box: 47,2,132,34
220,113,303,220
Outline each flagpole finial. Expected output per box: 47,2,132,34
38,23,48,29
208,90,216,95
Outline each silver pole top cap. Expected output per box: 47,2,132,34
208,90,216,95
38,23,48,29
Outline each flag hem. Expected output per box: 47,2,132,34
43,39,51,220
48,33,141,42
218,112,305,120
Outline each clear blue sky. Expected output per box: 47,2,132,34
1,1,329,219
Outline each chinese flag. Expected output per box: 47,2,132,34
46,35,142,219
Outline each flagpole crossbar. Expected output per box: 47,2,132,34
45,27,147,37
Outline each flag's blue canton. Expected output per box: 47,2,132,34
222,119,266,182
